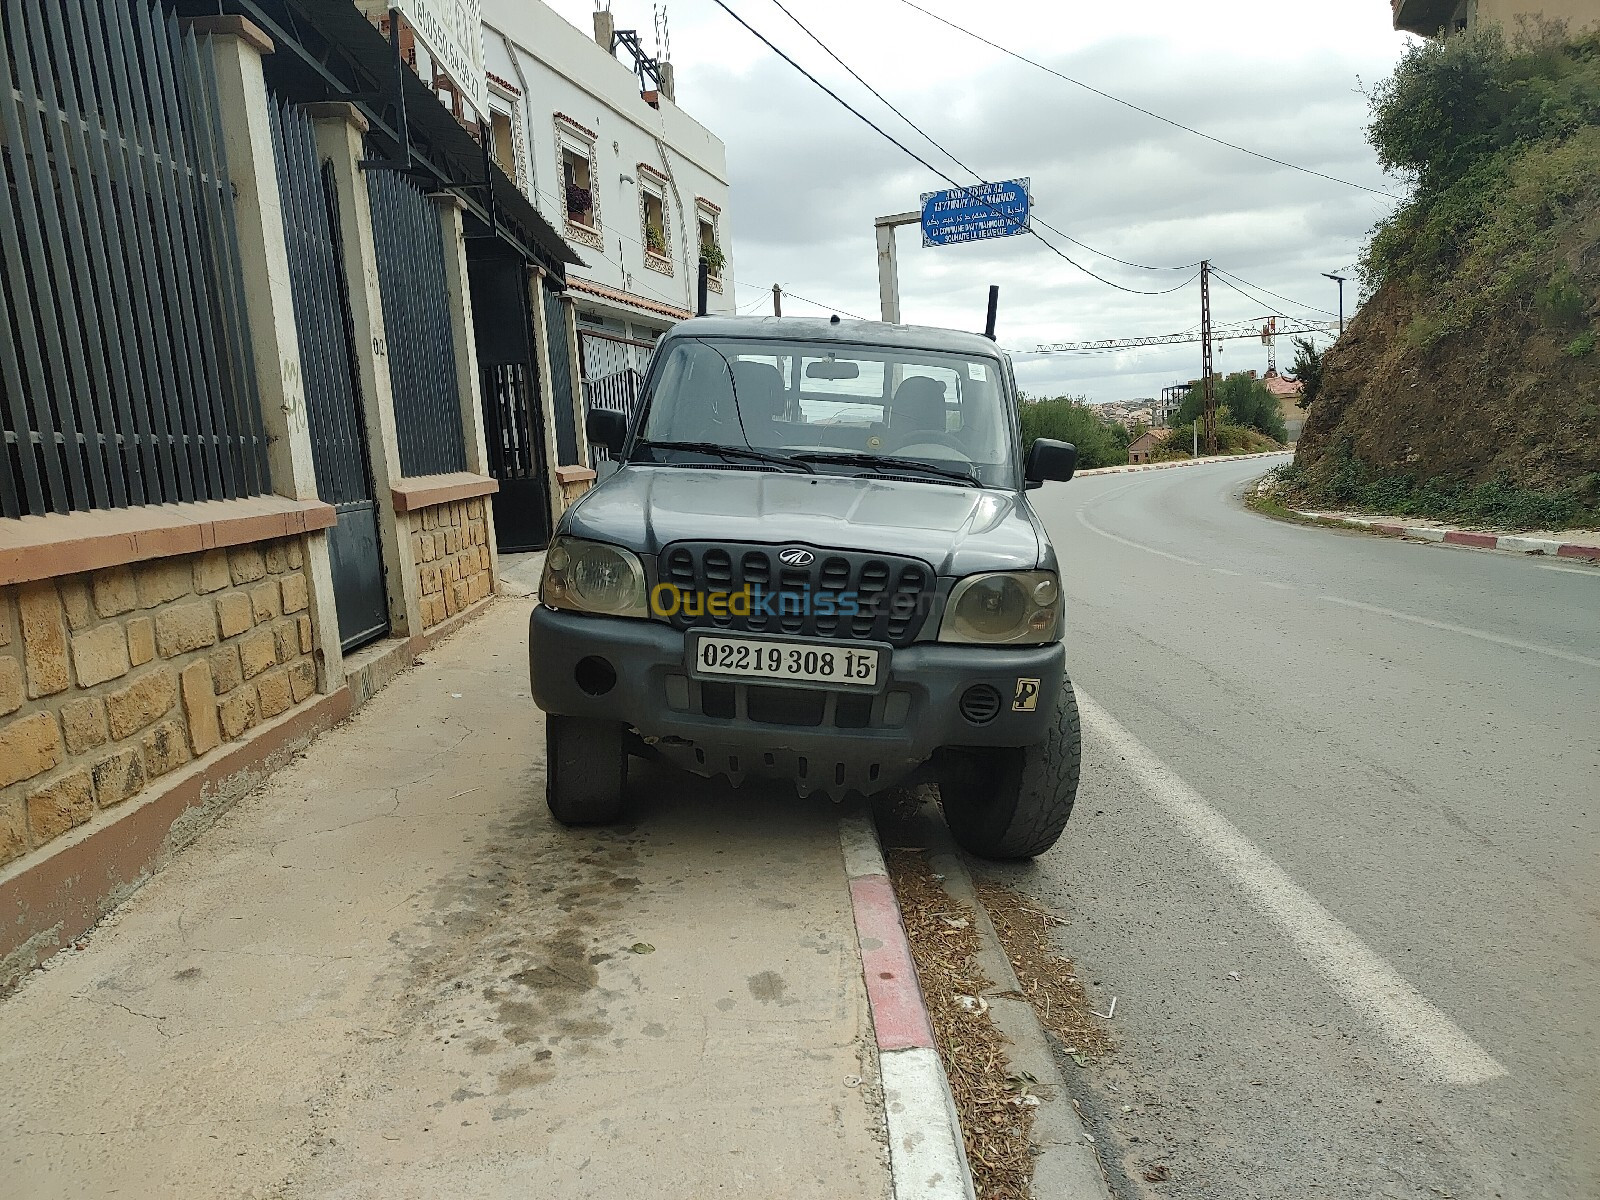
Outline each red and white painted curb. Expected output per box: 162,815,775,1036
840,815,977,1200
1293,511,1600,561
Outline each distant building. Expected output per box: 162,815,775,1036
1261,370,1306,444
1128,431,1161,465
1392,0,1600,37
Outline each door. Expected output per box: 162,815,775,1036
468,249,552,552
270,97,389,652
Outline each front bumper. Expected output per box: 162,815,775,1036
529,605,1065,797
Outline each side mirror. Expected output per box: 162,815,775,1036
1025,438,1077,486
587,408,628,456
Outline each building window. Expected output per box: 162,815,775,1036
638,164,672,276
696,199,724,293
555,115,603,251
489,109,516,176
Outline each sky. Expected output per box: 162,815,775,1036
542,0,1417,403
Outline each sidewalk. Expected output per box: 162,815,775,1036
0,594,890,1199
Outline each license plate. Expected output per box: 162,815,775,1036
691,635,882,689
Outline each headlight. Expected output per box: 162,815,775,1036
541,536,648,618
938,570,1061,645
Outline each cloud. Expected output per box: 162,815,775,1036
539,0,1408,400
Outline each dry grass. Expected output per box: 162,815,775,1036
975,882,1113,1061
886,850,1036,1200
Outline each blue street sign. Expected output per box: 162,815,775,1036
920,179,1031,247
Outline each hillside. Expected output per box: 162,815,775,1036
1283,24,1600,529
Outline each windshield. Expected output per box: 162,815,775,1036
631,336,1019,487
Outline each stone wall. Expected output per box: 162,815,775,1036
0,538,319,869
408,498,493,629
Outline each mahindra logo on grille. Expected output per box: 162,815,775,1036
779,548,815,567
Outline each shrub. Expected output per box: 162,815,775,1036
1016,396,1128,469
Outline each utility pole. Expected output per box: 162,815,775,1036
873,211,919,323
1323,272,1347,336
1200,260,1216,456
772,284,782,317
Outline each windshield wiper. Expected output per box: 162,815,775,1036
790,451,981,487
638,441,815,473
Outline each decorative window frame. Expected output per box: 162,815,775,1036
637,162,673,277
554,113,603,251
694,196,724,294
486,75,530,198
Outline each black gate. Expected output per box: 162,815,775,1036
470,250,551,552
269,97,389,653
0,0,268,518
543,288,580,466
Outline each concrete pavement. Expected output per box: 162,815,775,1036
0,596,891,1199
994,456,1599,1200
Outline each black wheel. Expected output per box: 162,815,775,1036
938,675,1081,860
546,715,628,825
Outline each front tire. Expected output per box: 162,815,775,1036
938,675,1081,860
546,715,628,825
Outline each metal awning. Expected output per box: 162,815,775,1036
187,0,582,275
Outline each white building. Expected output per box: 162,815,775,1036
481,0,735,396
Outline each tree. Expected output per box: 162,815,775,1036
1290,338,1324,411
1017,396,1128,469
1169,373,1287,442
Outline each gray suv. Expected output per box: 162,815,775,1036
529,316,1080,859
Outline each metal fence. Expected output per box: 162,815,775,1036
0,0,268,519
583,369,646,464
367,157,467,478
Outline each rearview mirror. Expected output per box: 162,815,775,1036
1025,438,1077,487
587,408,629,455
806,360,861,380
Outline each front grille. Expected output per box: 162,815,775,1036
658,542,934,647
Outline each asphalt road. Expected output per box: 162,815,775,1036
984,456,1599,1200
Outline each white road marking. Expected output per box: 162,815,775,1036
1076,508,1206,568
1212,568,1240,577
1075,687,1508,1087
1260,580,1293,590
1539,564,1600,577
1320,595,1600,670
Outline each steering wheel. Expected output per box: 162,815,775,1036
886,428,968,455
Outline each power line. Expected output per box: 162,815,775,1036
763,0,1199,277
888,0,1399,201
709,1,1198,297
733,279,871,320
1210,266,1340,320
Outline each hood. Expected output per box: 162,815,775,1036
565,466,1045,576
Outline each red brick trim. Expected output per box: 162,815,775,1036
637,160,669,184
390,472,500,513
486,70,521,96
567,275,692,322
695,195,722,215
181,14,275,55
0,496,337,588
554,112,597,140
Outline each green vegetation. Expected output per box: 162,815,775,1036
1017,396,1129,468
1361,23,1600,346
1149,420,1282,462
1290,338,1323,411
1168,373,1286,443
1278,449,1600,530
1285,23,1600,530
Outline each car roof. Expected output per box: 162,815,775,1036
660,315,1009,359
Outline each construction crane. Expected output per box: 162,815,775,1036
1035,317,1336,355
